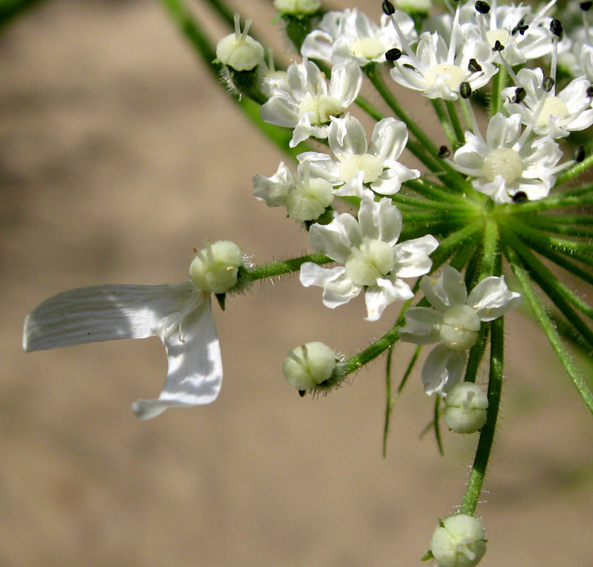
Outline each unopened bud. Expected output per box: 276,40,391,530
189,240,243,294
430,514,486,567
273,0,321,15
283,342,337,391
444,382,488,434
216,14,264,71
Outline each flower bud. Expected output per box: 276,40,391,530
216,14,264,72
189,240,243,294
283,342,336,391
430,514,486,567
444,382,488,434
273,0,321,15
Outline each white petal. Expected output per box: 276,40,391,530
329,114,367,158
132,295,222,419
468,276,522,321
358,197,402,245
299,263,360,308
392,235,439,278
369,118,408,161
422,344,467,396
24,282,200,351
399,307,442,344
365,278,413,321
420,265,467,312
328,61,363,107
309,212,362,261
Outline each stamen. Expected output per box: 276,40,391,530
385,48,403,61
437,146,451,158
572,145,586,163
513,87,526,104
475,1,490,13
512,191,528,203
468,59,482,73
460,81,472,99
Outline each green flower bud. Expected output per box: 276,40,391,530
189,240,243,294
283,342,336,391
273,0,321,15
431,514,486,567
444,383,488,434
216,14,264,72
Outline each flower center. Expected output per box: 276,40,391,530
440,304,481,351
536,96,569,128
482,147,524,184
486,28,511,50
339,154,384,183
350,37,385,60
424,63,466,91
299,95,343,124
286,177,333,222
345,238,395,286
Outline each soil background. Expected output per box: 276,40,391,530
2,1,593,566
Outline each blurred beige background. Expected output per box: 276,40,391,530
2,1,593,565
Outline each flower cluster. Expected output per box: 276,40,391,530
22,0,593,564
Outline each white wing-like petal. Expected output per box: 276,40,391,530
23,282,199,351
422,344,467,396
132,295,222,419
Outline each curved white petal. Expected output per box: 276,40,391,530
299,263,360,308
422,344,467,396
468,276,522,321
358,197,402,245
24,282,200,350
392,235,439,278
369,117,408,162
365,277,413,321
132,295,222,419
399,307,442,344
309,212,362,261
420,265,467,312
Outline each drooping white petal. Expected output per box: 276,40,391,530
24,283,223,420
309,212,363,261
468,275,522,321
365,277,414,321
420,265,467,312
132,295,222,419
392,235,439,278
299,263,361,308
369,117,408,162
24,282,200,351
329,114,367,157
422,343,467,396
399,307,443,344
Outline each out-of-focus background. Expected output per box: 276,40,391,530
2,1,593,565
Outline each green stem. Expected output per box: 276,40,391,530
489,63,506,117
554,152,593,188
504,244,593,416
446,100,465,145
507,189,593,213
461,318,504,514
432,99,458,149
403,179,472,206
244,253,331,282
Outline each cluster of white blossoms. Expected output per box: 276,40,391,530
22,0,593,563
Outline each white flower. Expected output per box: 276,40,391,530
458,1,556,66
389,23,497,100
23,241,245,420
300,197,438,321
301,8,416,66
260,59,363,147
502,68,593,138
216,13,265,72
299,114,419,198
252,161,333,222
399,265,522,396
451,113,562,203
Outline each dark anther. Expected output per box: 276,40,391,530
512,191,528,203
385,48,402,61
382,0,396,15
460,82,472,99
587,85,593,98
580,1,592,11
572,145,586,162
492,40,505,52
543,76,555,92
513,87,526,103
437,146,451,159
298,390,307,397
550,19,563,39
468,58,482,73
512,17,528,35
475,0,490,13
